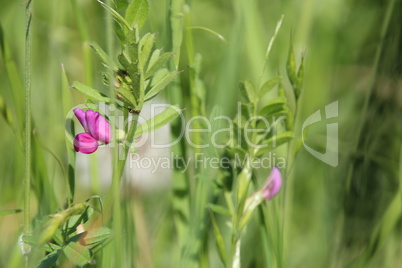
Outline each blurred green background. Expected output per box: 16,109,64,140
0,0,401,267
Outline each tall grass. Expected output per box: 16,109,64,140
0,0,401,267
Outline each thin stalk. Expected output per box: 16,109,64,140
184,5,202,154
257,15,284,89
103,0,123,266
23,1,32,266
24,0,32,240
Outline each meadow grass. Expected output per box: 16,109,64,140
0,0,401,267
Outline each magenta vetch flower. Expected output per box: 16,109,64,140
262,166,282,200
74,133,99,154
73,108,111,154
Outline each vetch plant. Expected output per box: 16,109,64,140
206,15,305,268
21,0,181,266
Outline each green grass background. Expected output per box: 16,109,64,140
0,0,401,267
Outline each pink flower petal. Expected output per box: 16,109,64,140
74,133,99,154
74,108,89,132
262,166,282,200
85,110,111,144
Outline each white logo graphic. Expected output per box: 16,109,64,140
302,101,338,167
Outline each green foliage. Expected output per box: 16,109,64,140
125,0,149,30
0,0,400,267
23,201,111,267
135,105,181,136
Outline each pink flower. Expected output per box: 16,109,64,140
262,166,282,200
73,108,111,154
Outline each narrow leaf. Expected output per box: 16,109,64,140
258,97,287,117
286,41,297,87
135,105,181,136
295,54,304,98
209,211,227,265
89,42,118,70
63,241,91,266
144,71,178,101
117,86,137,107
208,204,231,216
147,49,161,68
72,81,111,103
170,0,185,69
255,131,294,156
145,52,173,79
36,249,62,268
139,33,155,71
84,227,112,245
97,0,131,29
239,80,256,102
259,76,282,98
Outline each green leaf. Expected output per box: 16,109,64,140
117,85,137,107
22,235,61,253
0,95,13,126
259,76,282,98
258,97,287,118
226,147,247,160
89,42,118,70
135,105,181,136
84,227,111,246
209,211,227,265
139,33,155,71
118,52,130,69
127,42,139,63
144,71,178,101
36,249,62,268
145,52,173,79
208,204,231,216
147,49,161,68
125,0,149,29
114,0,128,11
255,131,294,156
150,68,169,87
295,54,304,99
0,24,24,129
0,209,22,216
63,240,91,267
286,42,297,87
97,0,131,29
170,0,185,69
239,80,256,102
72,81,111,103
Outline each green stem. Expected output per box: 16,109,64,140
23,1,32,267
184,5,202,154
102,113,139,264
24,0,32,238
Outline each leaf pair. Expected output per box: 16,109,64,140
239,76,282,104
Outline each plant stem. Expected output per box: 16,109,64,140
23,1,32,267
24,0,32,238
